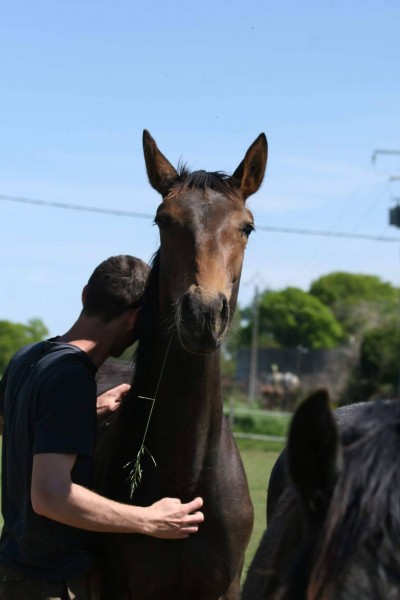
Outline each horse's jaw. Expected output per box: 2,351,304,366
177,331,223,355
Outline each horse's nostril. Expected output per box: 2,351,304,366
220,296,229,322
180,293,190,322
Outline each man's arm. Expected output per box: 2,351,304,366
31,453,204,539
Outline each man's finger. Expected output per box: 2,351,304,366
183,497,203,513
184,511,204,525
181,525,200,533
112,383,131,397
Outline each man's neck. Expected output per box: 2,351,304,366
58,318,112,368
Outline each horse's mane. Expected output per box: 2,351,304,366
165,165,240,200
142,250,161,312
309,400,400,598
131,250,161,374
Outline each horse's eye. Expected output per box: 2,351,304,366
154,213,172,228
240,223,255,238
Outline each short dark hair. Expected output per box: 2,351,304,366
82,255,150,322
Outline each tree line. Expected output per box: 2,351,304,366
1,271,399,400
0,319,49,374
230,271,400,401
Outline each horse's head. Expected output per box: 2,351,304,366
143,130,267,354
278,392,400,600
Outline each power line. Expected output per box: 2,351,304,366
2,192,400,243
256,224,399,242
0,193,154,220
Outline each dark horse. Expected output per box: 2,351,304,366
94,130,268,599
242,390,400,600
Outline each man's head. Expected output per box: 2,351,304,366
82,255,150,323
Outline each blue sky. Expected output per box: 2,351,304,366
1,0,400,337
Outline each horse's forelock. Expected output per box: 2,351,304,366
164,165,240,201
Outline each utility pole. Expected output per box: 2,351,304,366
248,285,260,405
371,149,400,164
374,153,400,398
388,177,400,229
371,150,400,227
389,181,400,398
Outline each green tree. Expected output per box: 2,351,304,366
310,272,398,337
343,320,400,402
0,318,49,374
361,323,400,385
240,287,344,349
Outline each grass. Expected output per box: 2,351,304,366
237,440,282,577
230,411,291,438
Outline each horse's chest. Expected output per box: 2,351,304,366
113,531,236,599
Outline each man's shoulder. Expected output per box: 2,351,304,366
6,340,95,389
7,341,77,374
13,340,45,358
6,341,47,373
39,340,97,376
0,342,48,415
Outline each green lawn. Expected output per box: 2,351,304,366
238,441,281,576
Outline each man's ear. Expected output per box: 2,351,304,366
126,307,141,330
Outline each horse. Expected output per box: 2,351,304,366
94,129,268,599
242,390,400,600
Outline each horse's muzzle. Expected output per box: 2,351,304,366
177,289,230,354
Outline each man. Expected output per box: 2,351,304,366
0,255,204,600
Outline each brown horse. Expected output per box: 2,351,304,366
94,130,268,599
242,391,400,600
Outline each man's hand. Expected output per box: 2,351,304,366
145,497,204,539
97,384,131,421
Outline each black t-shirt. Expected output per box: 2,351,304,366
0,339,97,580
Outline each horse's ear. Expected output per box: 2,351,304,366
230,133,268,200
143,130,178,197
81,285,88,306
288,389,342,521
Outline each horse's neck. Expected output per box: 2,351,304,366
129,332,223,485
142,332,222,427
